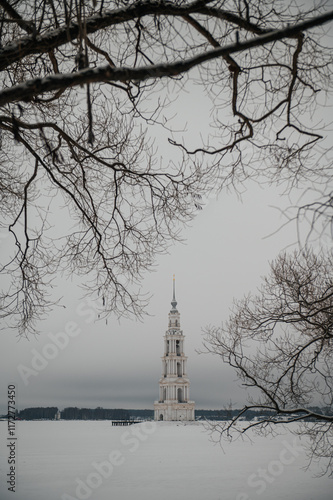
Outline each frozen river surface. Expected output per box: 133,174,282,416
0,420,331,500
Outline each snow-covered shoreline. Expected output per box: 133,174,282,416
0,420,331,500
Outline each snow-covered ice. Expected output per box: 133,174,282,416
0,420,331,500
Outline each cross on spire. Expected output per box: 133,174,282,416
171,274,178,312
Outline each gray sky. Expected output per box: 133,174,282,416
0,182,305,414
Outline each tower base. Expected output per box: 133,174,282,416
154,401,195,421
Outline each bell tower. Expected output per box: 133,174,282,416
154,276,195,421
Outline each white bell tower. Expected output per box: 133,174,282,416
154,276,195,421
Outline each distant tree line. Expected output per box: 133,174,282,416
61,407,130,420
17,407,59,420
15,407,151,420
12,406,332,421
195,407,333,422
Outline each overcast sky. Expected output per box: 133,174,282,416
0,180,310,414
1,1,332,415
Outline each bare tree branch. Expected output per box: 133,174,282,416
0,0,35,34
0,0,273,71
0,0,332,338
1,11,332,106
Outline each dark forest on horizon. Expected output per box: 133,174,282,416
2,406,331,422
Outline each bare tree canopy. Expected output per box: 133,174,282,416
0,0,333,333
203,249,333,475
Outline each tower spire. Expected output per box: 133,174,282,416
171,274,178,312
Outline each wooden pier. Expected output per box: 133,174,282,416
112,420,141,426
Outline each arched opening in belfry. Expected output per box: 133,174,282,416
176,340,180,356
159,414,164,421
177,388,183,403
177,362,182,377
